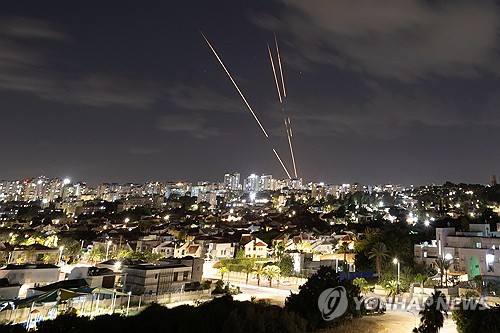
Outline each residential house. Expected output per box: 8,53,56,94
123,262,192,295
414,224,500,280
0,264,60,297
241,235,268,258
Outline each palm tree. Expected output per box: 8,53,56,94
472,275,483,295
42,253,57,264
273,242,285,260
415,291,447,333
353,277,370,295
434,259,451,287
262,265,281,287
219,266,228,281
87,246,104,264
253,263,264,286
337,242,351,278
385,280,398,304
368,242,390,283
242,261,254,285
415,273,429,294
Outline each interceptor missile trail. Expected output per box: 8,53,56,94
267,43,282,104
201,31,292,179
286,119,298,178
275,34,286,98
268,36,298,178
273,148,291,179
201,31,269,138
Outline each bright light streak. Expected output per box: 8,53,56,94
273,148,291,179
286,125,298,178
267,43,282,103
201,31,269,137
275,34,286,97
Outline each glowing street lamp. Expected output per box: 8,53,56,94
106,240,112,260
126,291,132,315
393,258,400,295
58,246,64,264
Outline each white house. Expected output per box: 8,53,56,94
242,238,268,258
0,264,60,297
206,241,236,260
414,224,500,280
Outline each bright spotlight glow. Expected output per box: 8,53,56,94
63,178,71,185
393,258,398,264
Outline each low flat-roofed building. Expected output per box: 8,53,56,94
0,264,60,297
123,262,192,295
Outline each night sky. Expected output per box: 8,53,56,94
0,1,499,186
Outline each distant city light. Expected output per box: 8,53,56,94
63,178,71,185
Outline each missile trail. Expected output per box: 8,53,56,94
286,119,298,178
201,31,269,138
267,44,282,104
275,34,286,98
201,31,292,179
273,148,291,179
269,35,298,178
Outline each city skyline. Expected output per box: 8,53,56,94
1,1,499,186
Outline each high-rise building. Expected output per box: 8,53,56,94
259,174,273,191
491,175,497,186
223,172,240,191
244,174,259,192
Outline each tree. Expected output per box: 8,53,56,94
219,266,228,281
285,266,363,331
262,265,280,287
338,242,350,277
42,253,57,264
59,237,82,263
414,291,447,333
352,278,370,295
452,302,500,333
415,273,429,294
434,259,451,287
472,275,483,295
87,246,104,264
242,261,254,285
368,242,389,283
384,280,398,304
254,263,264,286
273,242,285,260
279,254,294,279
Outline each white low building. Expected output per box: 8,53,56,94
415,224,500,280
0,264,60,297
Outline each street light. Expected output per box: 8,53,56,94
58,246,64,264
106,240,112,260
126,291,131,316
393,258,400,295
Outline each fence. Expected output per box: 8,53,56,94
0,289,212,326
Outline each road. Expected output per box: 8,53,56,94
203,265,458,332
